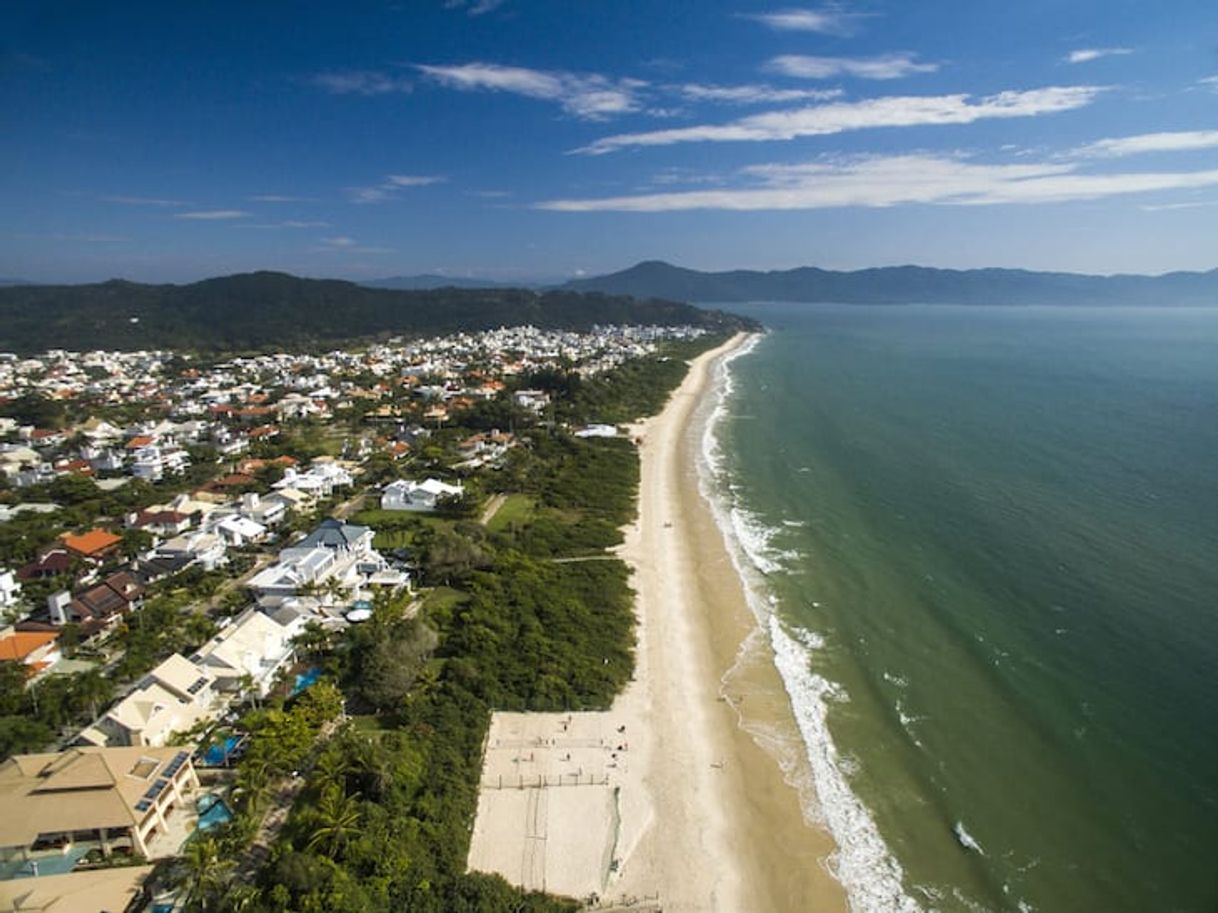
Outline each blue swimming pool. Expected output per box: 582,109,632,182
290,666,321,696
0,845,91,879
200,735,240,767
196,794,233,831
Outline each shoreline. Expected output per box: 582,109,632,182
612,332,847,911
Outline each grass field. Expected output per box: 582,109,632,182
485,493,534,533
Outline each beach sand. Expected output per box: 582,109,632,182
468,334,847,911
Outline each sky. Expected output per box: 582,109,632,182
4,1,1218,283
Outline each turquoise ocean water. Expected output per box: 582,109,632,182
704,304,1218,913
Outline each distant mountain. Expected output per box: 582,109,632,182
363,275,512,290
0,270,754,354
565,260,1218,307
0,278,34,287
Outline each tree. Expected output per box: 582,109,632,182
179,836,233,913
306,786,361,858
0,716,53,759
71,669,113,720
358,621,438,712
120,528,154,560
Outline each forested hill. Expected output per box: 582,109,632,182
564,260,1218,307
0,271,754,353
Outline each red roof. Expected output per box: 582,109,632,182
60,528,122,557
0,630,59,662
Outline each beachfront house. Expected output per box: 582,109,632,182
79,655,219,749
0,745,199,864
248,518,406,604
190,607,304,697
381,478,464,512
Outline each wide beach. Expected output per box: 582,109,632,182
470,333,848,910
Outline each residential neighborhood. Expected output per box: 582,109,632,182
0,322,708,911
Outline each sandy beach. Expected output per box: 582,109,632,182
469,333,847,911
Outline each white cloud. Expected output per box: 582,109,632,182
1197,76,1218,92
317,236,393,253
675,83,844,104
744,8,861,35
417,62,646,119
312,70,413,95
537,153,1218,211
767,53,938,80
249,194,314,203
445,0,508,15
100,195,187,207
1076,130,1218,157
1066,48,1133,64
349,174,446,203
174,210,251,220
1140,199,1218,211
248,220,331,229
576,85,1104,154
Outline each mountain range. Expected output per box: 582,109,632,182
0,271,752,354
563,260,1218,307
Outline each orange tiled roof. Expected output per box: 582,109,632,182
0,630,59,662
60,528,122,557
125,435,155,450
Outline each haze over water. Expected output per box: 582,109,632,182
712,303,1218,912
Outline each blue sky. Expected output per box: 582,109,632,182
5,1,1218,283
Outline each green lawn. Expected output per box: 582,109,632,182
485,493,534,533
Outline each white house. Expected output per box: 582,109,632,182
83,655,219,748
154,531,227,571
0,570,20,610
191,607,305,697
247,518,406,603
381,478,464,512
574,423,618,439
212,516,268,547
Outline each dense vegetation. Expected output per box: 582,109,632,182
0,271,756,353
179,335,729,912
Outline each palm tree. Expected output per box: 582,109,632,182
311,749,348,795
72,669,113,720
236,672,260,710
179,836,233,913
305,786,361,858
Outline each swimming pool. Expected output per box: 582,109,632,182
196,794,233,831
290,666,322,696
199,735,241,767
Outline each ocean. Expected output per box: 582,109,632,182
700,304,1218,913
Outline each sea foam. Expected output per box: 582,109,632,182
696,334,923,913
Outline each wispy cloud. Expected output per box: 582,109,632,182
767,53,938,80
538,153,1218,211
16,232,129,243
1065,47,1133,64
1140,199,1218,211
100,194,187,207
248,220,331,229
174,210,251,220
311,70,413,96
576,86,1104,154
445,0,508,16
418,62,646,119
348,174,446,203
674,83,844,105
1076,130,1218,157
1197,76,1218,93
248,194,315,203
317,236,393,253
744,8,862,35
